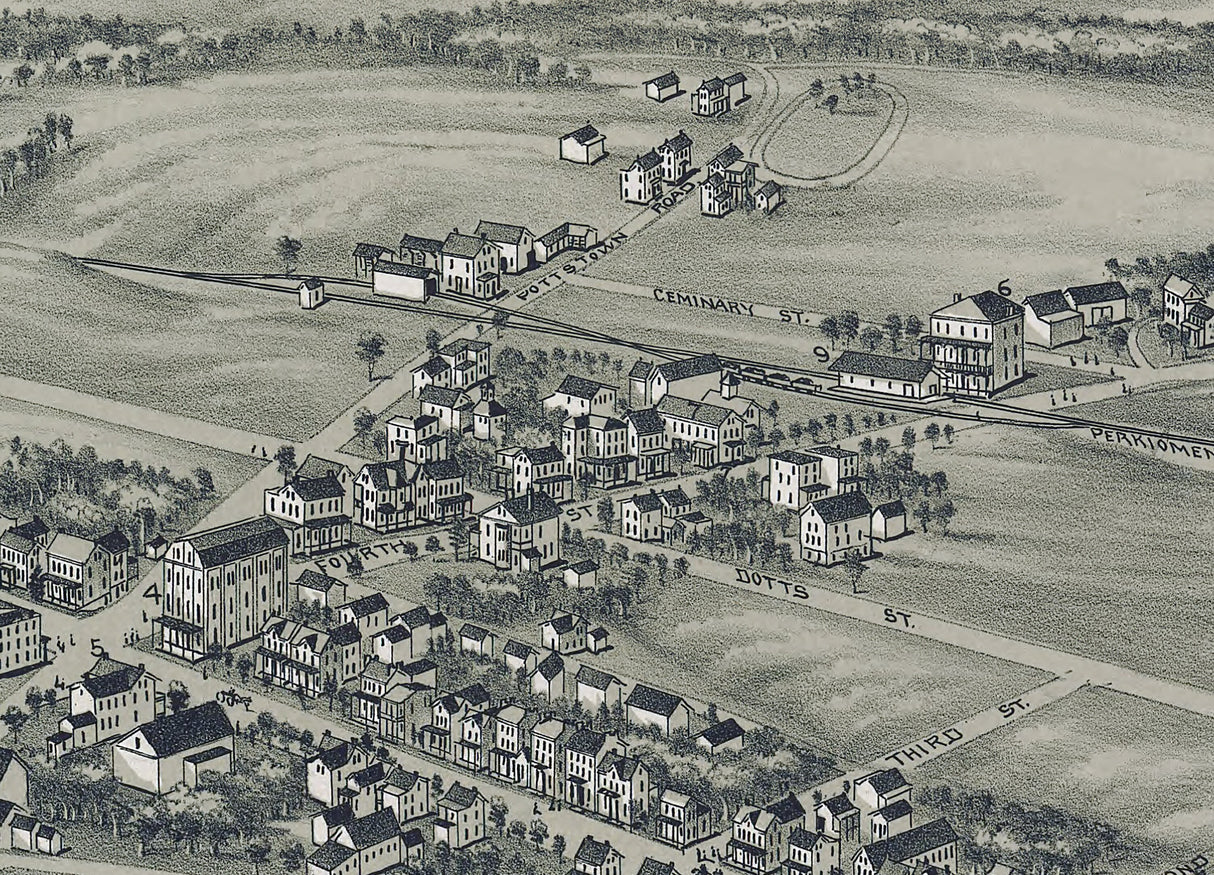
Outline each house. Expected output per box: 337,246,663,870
34,823,64,856
503,639,538,675
563,414,634,489
0,524,39,590
625,408,672,481
696,718,744,754
112,702,235,795
800,492,872,566
472,384,508,441
574,835,624,875
399,233,444,269
307,738,372,807
814,794,859,841
805,446,860,497
870,799,912,841
312,803,354,847
871,501,907,541
478,492,561,572
309,809,406,875
561,124,607,165
707,145,757,211
692,77,729,116
402,828,424,862
155,516,289,662
1022,291,1083,349
47,657,159,761
657,130,693,183
656,395,745,468
411,338,493,396
298,456,356,516
0,601,40,676
657,789,714,849
264,474,351,558
256,617,362,697
475,220,535,274
769,451,824,510
564,728,608,810
596,749,650,826
727,795,805,875
854,769,912,812
564,559,599,590
754,180,782,214
295,569,347,608
626,684,691,736
545,375,618,418
725,72,747,105
459,623,496,658
531,651,566,700
355,458,470,534
373,625,413,665
42,531,128,611
1063,280,1129,327
343,762,389,817
575,665,623,712
488,703,533,784
398,607,447,653
620,150,664,204
0,748,28,810
631,354,723,407
541,609,590,654
372,260,437,302
338,593,390,641
852,819,958,875
1163,273,1213,346
381,767,431,825
644,70,680,102
785,828,839,875
927,292,1025,398
638,859,679,875
620,488,696,544
1184,300,1214,348
144,535,169,561
387,414,449,463
419,386,475,433
534,222,600,263
528,717,569,798
441,230,501,298
588,626,610,653
700,173,732,217
434,782,487,849
701,385,762,434
353,242,394,278
454,709,488,772
827,351,940,399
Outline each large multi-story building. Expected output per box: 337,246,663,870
478,492,561,572
727,796,806,875
264,473,351,558
706,145,757,213
387,415,449,464
255,617,362,697
0,601,40,677
411,339,493,398
562,414,634,490
47,656,160,761
41,530,130,611
620,151,664,204
494,445,572,503
769,451,823,510
927,291,1025,398
155,517,289,662
441,231,501,298
354,459,469,534
630,354,722,407
800,492,872,566
656,396,745,469
528,717,568,798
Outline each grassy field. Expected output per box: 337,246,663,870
859,422,1214,689
0,64,744,439
763,85,892,179
586,64,1214,323
917,686,1214,871
1068,379,1214,440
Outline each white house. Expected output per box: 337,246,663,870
871,501,907,541
373,261,436,302
644,71,680,102
478,492,561,572
1063,280,1129,327
625,684,691,736
545,375,618,418
800,492,872,566
1022,291,1083,349
475,220,535,274
620,151,663,204
111,702,234,796
561,124,607,165
441,230,501,298
827,351,940,399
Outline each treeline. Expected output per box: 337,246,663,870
859,424,956,533
820,310,925,354
0,112,74,198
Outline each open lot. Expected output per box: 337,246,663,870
917,686,1214,872
861,423,1214,689
586,65,1214,323
1069,379,1214,440
0,64,744,438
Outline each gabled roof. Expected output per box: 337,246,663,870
874,799,913,822
755,179,780,199
420,458,463,481
700,77,726,91
660,130,693,153
1022,290,1075,319
288,473,346,502
625,407,665,435
457,683,491,709
129,702,233,758
441,782,484,811
503,639,535,660
710,144,743,168
1065,280,1127,305
489,492,560,526
81,657,146,699
385,766,424,791
766,793,805,824
0,530,33,553
309,840,356,870
378,625,411,644
520,444,564,465
629,150,662,172
475,220,531,245
865,819,958,866
576,664,619,691
575,835,619,865
627,683,685,717
1188,302,1214,324
806,491,872,524
46,532,94,564
637,857,675,875
296,569,341,592
629,359,654,379
564,124,604,145
342,808,400,850
461,623,492,642
556,374,611,400
789,827,826,850
933,291,1023,323
416,356,451,376
724,72,747,85
97,528,130,554
660,487,690,508
186,517,288,568
807,445,857,460
441,338,490,355
566,728,607,755
697,717,744,747
10,516,47,541
656,395,734,427
419,384,470,409
444,231,494,259
534,651,565,681
344,593,389,619
657,353,721,382
1164,273,1205,300
828,351,936,383
400,233,444,252
819,792,857,816
329,622,362,647
374,261,434,279
770,450,818,465
644,70,679,88
354,242,394,258
311,739,358,771
861,767,909,795
875,500,906,519
545,610,586,635
569,559,599,574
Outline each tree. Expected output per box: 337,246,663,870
403,541,419,561
490,798,509,836
167,680,190,713
884,314,903,351
353,407,377,451
507,819,527,842
425,328,443,353
843,550,866,594
280,841,306,872
193,466,216,498
552,834,567,858
913,498,931,533
819,315,840,349
924,422,941,447
236,653,254,683
1109,325,1130,358
43,113,58,151
425,535,442,555
823,93,839,113
932,497,956,534
247,835,272,875
901,426,916,453
528,818,549,850
859,326,883,351
0,150,16,193
673,556,689,578
275,235,303,273
840,311,859,346
24,686,41,717
58,114,74,150
596,496,615,532
943,423,955,444
356,332,388,382
1,706,26,742
274,444,297,483
904,314,923,340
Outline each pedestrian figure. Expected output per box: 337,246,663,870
251,444,256,455
1070,356,1076,366
1051,395,1056,406
1084,352,1090,364
1094,354,1100,366
1110,366,1115,376
69,634,75,646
